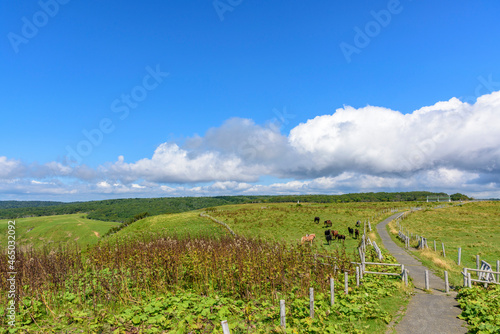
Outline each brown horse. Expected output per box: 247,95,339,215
301,234,316,245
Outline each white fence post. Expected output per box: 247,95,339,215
330,277,335,306
344,272,349,294
425,270,430,290
497,260,500,283
457,248,461,265
356,266,360,286
476,255,480,276
280,300,286,329
309,288,314,319
444,271,449,293
442,243,446,257
221,320,230,334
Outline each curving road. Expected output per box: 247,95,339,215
377,213,468,334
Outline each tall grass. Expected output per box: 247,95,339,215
0,234,354,321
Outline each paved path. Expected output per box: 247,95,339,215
377,213,468,334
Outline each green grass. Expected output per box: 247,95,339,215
0,214,120,250
203,202,407,249
389,201,500,287
1,201,423,333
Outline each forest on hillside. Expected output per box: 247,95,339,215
0,192,471,222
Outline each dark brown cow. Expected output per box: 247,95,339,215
325,233,333,245
354,229,360,239
314,216,320,224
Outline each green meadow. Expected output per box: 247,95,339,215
389,201,500,287
1,201,417,333
0,214,120,250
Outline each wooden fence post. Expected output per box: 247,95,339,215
344,272,349,294
497,260,499,283
221,320,230,334
476,255,480,276
309,288,314,319
330,277,335,306
401,264,405,283
467,272,472,288
444,271,449,293
442,243,446,257
457,248,461,265
280,300,286,330
356,266,360,286
425,270,429,290
434,240,436,252
464,268,468,287
404,269,408,287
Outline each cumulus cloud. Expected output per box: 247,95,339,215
1,91,500,200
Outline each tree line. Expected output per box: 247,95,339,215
0,192,471,222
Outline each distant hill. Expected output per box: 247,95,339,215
0,192,471,222
0,201,64,209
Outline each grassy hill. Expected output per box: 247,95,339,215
1,201,415,333
388,201,500,287
0,192,464,222
0,214,120,249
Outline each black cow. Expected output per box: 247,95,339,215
348,227,354,237
314,216,320,224
337,234,346,242
325,233,333,245
325,229,331,236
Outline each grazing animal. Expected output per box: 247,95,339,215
325,233,333,245
337,234,346,242
332,230,339,239
314,216,320,224
348,227,354,237
356,220,361,227
325,229,331,236
301,234,316,245
324,220,332,227
354,229,360,239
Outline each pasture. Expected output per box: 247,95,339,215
388,201,500,287
1,201,419,333
0,214,120,250
203,202,410,250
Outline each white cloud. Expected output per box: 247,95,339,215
1,91,500,200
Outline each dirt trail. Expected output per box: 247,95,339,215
377,213,468,334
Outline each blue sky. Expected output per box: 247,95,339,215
1,0,500,201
